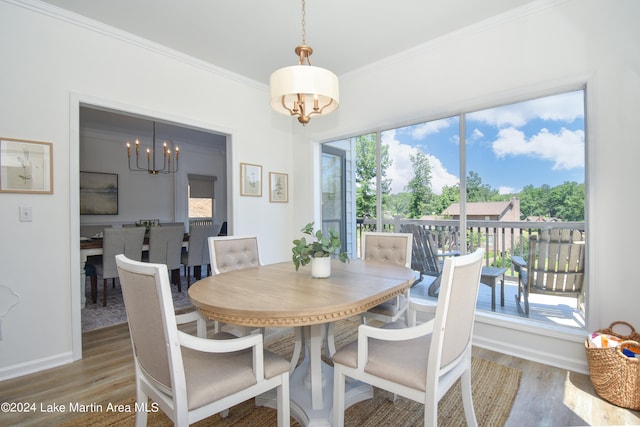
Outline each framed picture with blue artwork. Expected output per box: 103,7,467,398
80,171,118,215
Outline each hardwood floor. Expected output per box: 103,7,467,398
1,320,638,426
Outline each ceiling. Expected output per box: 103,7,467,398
39,0,535,85
79,106,227,149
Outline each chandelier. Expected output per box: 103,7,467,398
126,121,178,174
269,0,339,125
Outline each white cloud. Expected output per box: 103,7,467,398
492,127,585,170
498,186,516,195
470,128,484,141
382,130,458,195
468,90,584,128
410,117,453,139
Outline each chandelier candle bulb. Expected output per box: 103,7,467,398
125,121,178,174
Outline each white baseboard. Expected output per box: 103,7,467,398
0,352,74,382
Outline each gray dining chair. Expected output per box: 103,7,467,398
86,226,145,306
146,225,185,291
115,254,291,427
181,223,222,285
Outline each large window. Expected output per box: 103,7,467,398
323,88,586,327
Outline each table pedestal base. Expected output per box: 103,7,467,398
256,358,372,427
256,324,373,426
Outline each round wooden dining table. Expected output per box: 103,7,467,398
188,259,415,427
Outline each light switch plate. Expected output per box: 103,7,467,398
19,206,32,222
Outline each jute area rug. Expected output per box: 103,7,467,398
61,320,521,426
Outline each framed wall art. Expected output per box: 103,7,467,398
0,138,53,194
240,162,262,196
80,171,118,215
269,172,288,203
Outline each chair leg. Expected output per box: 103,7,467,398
290,327,303,374
461,367,478,427
276,372,290,427
171,268,181,292
325,322,337,358
102,279,108,307
135,388,149,427
89,275,97,304
194,265,202,281
332,366,346,427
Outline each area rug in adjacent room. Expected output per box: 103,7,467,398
62,320,521,426
81,277,193,331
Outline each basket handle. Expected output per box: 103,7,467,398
607,321,637,339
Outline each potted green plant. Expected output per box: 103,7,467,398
292,222,349,278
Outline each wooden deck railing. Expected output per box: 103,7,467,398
356,217,586,279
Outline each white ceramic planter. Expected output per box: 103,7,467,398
311,257,331,278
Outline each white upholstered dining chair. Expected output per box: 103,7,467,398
332,248,485,427
207,235,264,337
360,231,414,325
208,235,263,274
115,254,291,427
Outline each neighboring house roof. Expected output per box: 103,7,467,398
525,215,558,222
442,201,512,217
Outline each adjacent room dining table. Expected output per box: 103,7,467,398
79,233,189,307
188,259,415,427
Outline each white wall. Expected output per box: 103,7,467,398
300,0,640,372
79,128,227,227
0,0,295,379
1,0,638,379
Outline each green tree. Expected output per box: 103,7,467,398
466,171,500,202
385,192,412,218
406,150,433,218
519,184,551,219
549,181,584,221
432,184,460,215
355,134,392,218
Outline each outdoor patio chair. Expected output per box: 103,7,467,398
512,229,585,316
400,224,458,297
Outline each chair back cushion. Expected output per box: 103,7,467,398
117,257,175,392
362,232,412,268
186,224,222,266
209,236,261,274
433,248,484,369
148,225,185,270
101,227,145,279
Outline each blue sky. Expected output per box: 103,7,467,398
381,90,585,195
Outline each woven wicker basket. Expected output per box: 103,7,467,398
585,321,640,410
